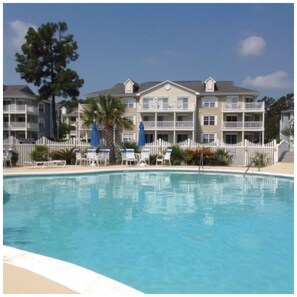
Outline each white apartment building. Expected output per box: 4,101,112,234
3,85,52,141
82,77,265,145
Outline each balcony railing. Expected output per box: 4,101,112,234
139,103,196,112
222,102,264,112
143,121,194,130
3,105,39,114
222,121,264,130
3,122,39,130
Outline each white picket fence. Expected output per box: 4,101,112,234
3,136,288,167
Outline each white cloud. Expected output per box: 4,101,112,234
239,36,266,57
242,71,293,89
9,20,36,50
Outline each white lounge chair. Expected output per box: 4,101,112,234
125,149,138,165
156,149,172,166
98,149,110,166
86,148,98,166
138,148,150,166
120,149,127,166
75,151,88,165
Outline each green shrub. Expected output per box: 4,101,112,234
169,145,186,165
211,148,233,166
50,147,77,165
250,152,269,169
30,145,50,161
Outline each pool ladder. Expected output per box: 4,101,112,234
198,152,204,172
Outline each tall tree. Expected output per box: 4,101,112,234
259,93,294,142
15,22,84,139
82,95,134,164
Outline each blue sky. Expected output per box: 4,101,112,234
3,3,294,100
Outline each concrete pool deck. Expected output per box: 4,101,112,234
3,162,294,294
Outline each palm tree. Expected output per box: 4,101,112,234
81,94,134,164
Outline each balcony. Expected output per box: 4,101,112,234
222,102,264,112
3,105,39,114
3,122,39,131
222,121,264,131
139,103,196,112
143,121,194,130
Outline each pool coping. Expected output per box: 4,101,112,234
3,164,294,293
3,246,144,295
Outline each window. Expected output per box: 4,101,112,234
177,97,188,109
157,134,168,142
124,116,135,124
158,97,169,109
39,118,45,129
123,133,135,142
39,103,45,113
202,134,215,143
202,97,217,108
227,96,238,103
225,134,237,144
124,98,135,108
143,97,153,109
145,134,154,143
177,134,188,142
226,115,238,122
203,115,215,125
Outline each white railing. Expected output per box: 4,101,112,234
222,102,264,112
139,103,195,112
4,122,39,130
3,105,38,113
143,121,194,129
222,121,264,130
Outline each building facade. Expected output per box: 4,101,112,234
3,85,52,141
83,77,265,145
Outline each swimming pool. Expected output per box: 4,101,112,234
3,170,294,294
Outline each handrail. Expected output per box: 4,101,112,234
244,163,251,175
198,150,204,172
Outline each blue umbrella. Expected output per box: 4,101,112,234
91,120,100,147
138,121,146,146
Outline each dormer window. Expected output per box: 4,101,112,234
124,79,136,94
204,77,216,92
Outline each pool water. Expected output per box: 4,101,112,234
3,171,294,294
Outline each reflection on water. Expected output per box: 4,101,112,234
3,171,293,228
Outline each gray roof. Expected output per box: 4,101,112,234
3,85,37,99
86,80,259,98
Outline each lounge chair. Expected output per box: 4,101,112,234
75,151,88,165
155,149,172,166
125,149,138,165
3,150,12,167
86,148,98,166
138,148,150,166
120,149,127,166
98,149,110,166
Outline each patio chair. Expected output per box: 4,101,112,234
156,149,172,166
75,151,88,165
139,148,150,165
98,149,110,166
120,149,127,166
3,150,12,167
86,148,98,166
125,149,138,165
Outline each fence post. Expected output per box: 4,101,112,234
273,139,278,164
244,139,248,166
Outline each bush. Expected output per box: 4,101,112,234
184,147,214,165
50,147,77,165
250,152,269,169
169,145,186,165
30,145,50,161
211,148,233,166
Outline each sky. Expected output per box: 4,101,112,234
2,2,294,101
